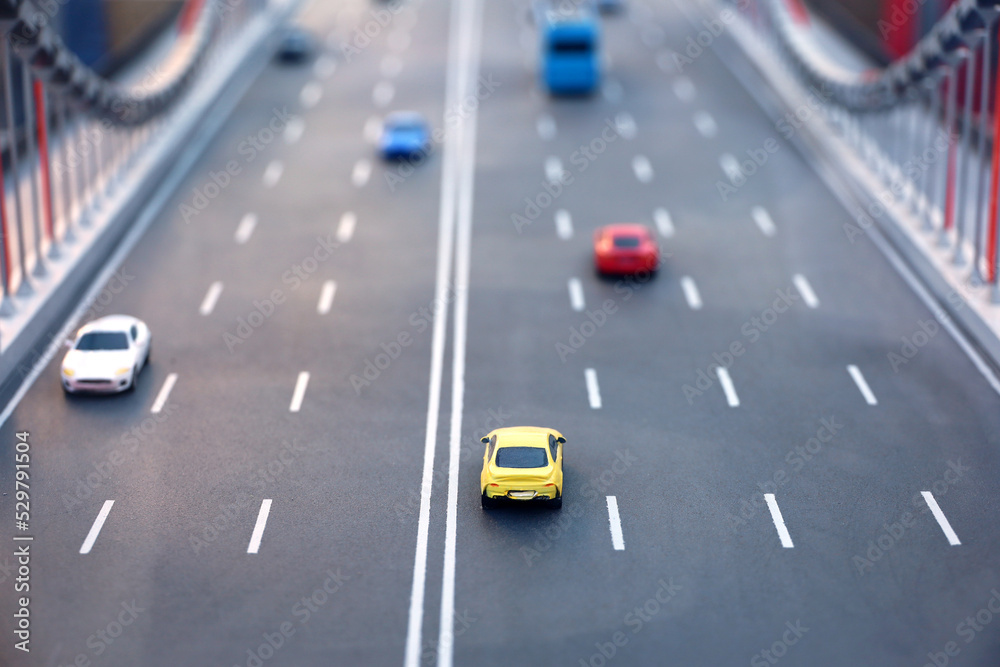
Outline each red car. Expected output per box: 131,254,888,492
593,224,659,275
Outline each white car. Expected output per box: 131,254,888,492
61,315,151,394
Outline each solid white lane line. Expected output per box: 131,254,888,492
752,206,776,237
79,500,114,554
537,114,556,140
764,494,794,548
373,80,395,107
199,281,224,316
568,278,585,312
585,368,602,409
632,155,653,183
716,367,740,407
615,112,636,139
693,111,717,138
921,492,961,546
284,117,304,144
263,160,284,187
847,365,877,405
300,81,323,108
555,209,573,239
792,274,819,309
406,0,466,659
438,0,484,663
351,159,372,188
234,213,257,244
381,54,403,77
673,76,695,102
680,276,702,310
363,115,383,143
151,373,177,414
654,208,674,238
719,153,742,182
545,156,564,183
337,212,357,243
317,281,337,315
314,55,336,78
247,499,272,554
606,496,625,550
289,372,310,413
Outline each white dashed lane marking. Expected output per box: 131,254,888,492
284,117,304,144
716,367,739,407
537,114,556,140
606,496,625,550
847,365,877,405
373,81,395,107
247,499,272,554
79,500,115,555
693,111,717,138
318,281,337,315
614,112,636,139
151,373,177,414
555,209,573,239
352,159,372,188
300,82,323,108
764,494,794,548
337,212,357,243
568,278,585,312
585,368,602,409
719,154,742,182
290,372,310,413
921,492,961,546
263,160,284,187
792,274,819,309
680,276,702,310
235,213,257,244
632,155,653,183
545,156,564,183
199,281,224,316
364,116,383,143
752,206,776,237
654,208,674,238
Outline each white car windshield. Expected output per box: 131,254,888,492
76,331,129,351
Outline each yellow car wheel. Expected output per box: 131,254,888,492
549,492,562,510
481,491,497,510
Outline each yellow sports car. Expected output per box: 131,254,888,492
480,426,565,509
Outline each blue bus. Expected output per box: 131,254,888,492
540,5,601,95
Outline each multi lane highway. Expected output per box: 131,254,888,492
2,0,1000,665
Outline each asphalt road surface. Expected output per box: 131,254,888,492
1,0,999,665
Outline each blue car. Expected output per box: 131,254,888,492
380,112,431,160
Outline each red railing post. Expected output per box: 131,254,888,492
33,80,55,249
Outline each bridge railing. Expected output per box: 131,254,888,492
0,0,270,315
715,0,1000,302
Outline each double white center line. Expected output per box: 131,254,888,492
405,0,484,664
